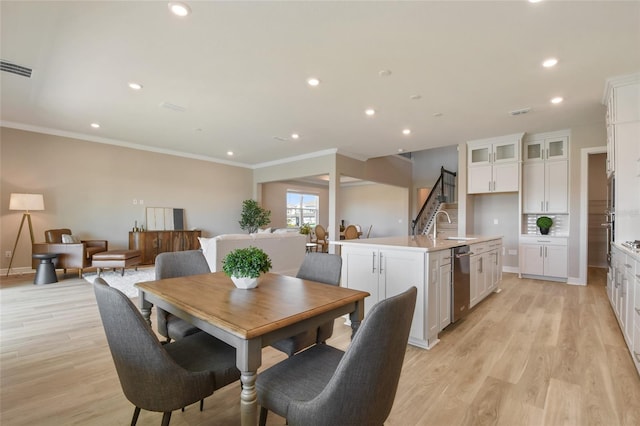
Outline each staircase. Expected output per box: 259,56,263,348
411,167,457,237
425,203,458,238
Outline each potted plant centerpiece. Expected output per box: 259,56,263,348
536,216,553,235
222,246,272,289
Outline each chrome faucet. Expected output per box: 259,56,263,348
433,210,451,240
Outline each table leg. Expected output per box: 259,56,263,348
139,291,153,327
240,371,257,425
237,338,262,426
348,299,365,339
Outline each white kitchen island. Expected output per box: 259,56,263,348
334,235,503,349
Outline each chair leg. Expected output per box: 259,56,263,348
259,406,268,426
131,407,141,426
161,412,172,426
200,399,204,411
121,267,125,276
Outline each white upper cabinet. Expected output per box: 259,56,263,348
467,133,522,194
523,136,568,162
521,131,570,214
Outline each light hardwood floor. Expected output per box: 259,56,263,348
1,268,639,425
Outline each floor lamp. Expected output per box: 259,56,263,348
6,193,45,276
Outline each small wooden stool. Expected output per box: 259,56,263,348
92,250,142,276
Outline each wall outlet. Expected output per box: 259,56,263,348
139,199,144,205
133,199,137,205
5,250,11,258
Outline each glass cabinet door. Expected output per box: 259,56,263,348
524,140,544,161
524,137,567,162
469,144,491,165
546,137,567,160
493,141,518,163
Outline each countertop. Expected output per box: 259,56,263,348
331,234,503,253
613,242,640,262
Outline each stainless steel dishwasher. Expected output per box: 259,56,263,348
452,245,473,322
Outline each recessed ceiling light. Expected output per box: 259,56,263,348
410,94,422,100
397,148,405,153
528,0,543,3
291,133,300,140
227,151,234,156
168,2,191,17
378,70,392,77
402,129,411,135
432,112,443,117
551,97,564,104
128,82,143,90
542,58,558,68
90,123,100,129
365,108,376,116
307,77,320,87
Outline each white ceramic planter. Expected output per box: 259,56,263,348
231,276,258,289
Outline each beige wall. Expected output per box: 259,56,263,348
1,127,253,273
339,183,409,238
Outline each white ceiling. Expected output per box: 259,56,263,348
1,1,639,167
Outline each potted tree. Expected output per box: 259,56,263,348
536,216,553,235
222,246,272,289
239,199,271,234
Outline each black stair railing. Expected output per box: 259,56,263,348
411,167,457,236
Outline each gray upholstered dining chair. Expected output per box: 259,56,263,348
93,278,240,426
257,286,417,426
270,253,342,356
155,250,211,342
256,287,417,426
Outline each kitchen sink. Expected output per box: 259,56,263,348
445,236,477,241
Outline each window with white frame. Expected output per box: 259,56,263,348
286,192,319,228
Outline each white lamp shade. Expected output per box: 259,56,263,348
9,193,45,211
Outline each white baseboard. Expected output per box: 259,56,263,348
502,266,519,274
567,276,586,286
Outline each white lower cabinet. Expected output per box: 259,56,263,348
341,239,502,350
341,245,448,349
519,236,568,280
607,245,640,376
438,251,452,332
341,245,425,342
470,239,502,308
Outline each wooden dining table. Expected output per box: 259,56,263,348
136,271,369,426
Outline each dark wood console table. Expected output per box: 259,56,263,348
128,230,202,265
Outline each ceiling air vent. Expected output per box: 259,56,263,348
509,107,531,116
1,60,33,78
159,101,187,112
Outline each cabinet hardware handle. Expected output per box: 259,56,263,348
379,253,384,274
541,201,544,211
545,246,548,257
489,181,492,192
372,252,376,273
546,201,549,211
540,246,543,257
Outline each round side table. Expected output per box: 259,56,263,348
32,253,58,285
